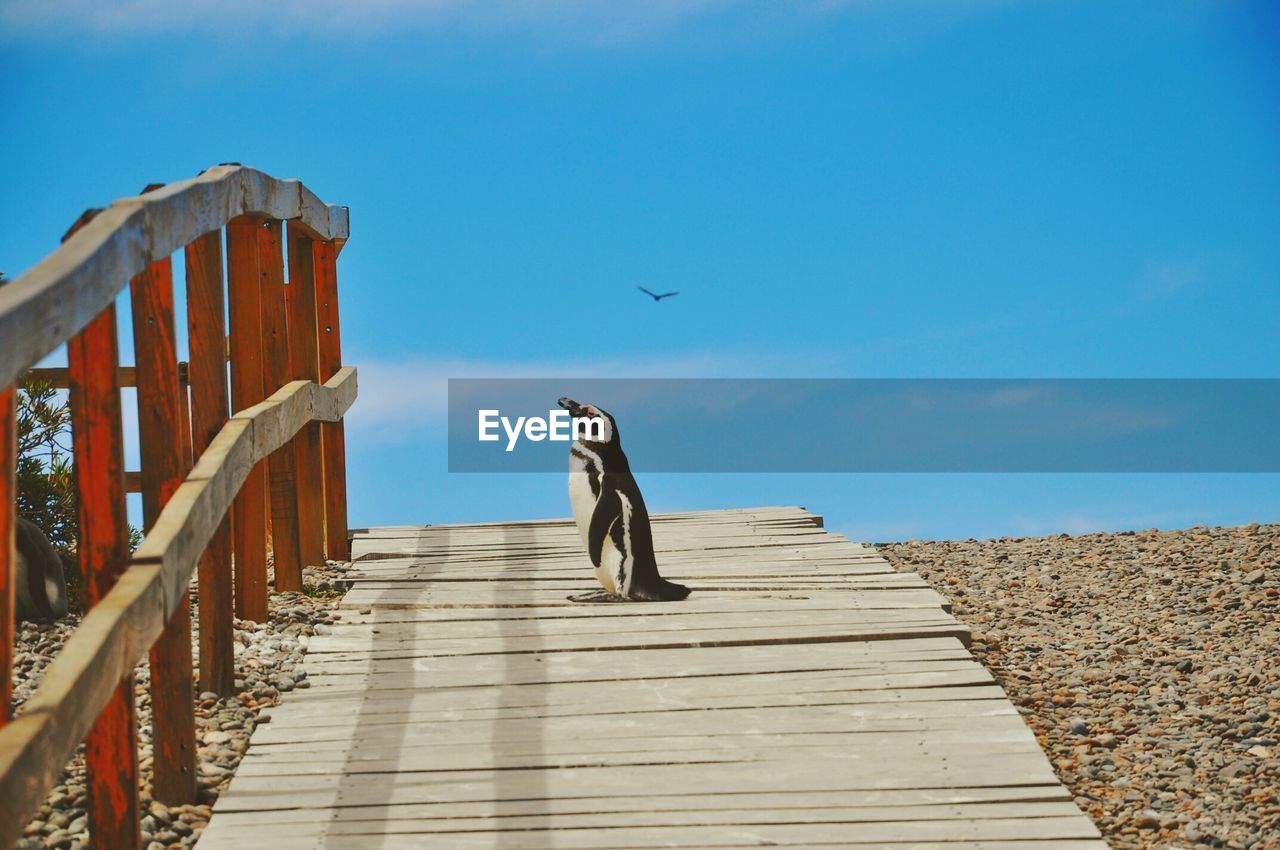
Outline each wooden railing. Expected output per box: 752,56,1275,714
0,166,357,848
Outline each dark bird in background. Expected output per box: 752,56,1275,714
637,286,679,302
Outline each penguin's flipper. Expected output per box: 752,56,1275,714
567,591,627,603
587,487,622,567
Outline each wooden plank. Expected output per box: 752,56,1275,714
129,250,197,805
200,817,1102,848
286,637,974,689
246,700,1024,750
204,786,1078,824
186,228,235,696
302,617,969,662
226,216,269,622
285,222,325,572
212,802,1089,833
315,238,349,560
266,688,1009,730
0,387,13,726
0,165,348,392
24,365,139,387
258,219,303,592
67,304,140,850
209,753,1065,807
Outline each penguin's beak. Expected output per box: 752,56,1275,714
558,397,583,416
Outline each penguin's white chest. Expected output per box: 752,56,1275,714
567,446,601,548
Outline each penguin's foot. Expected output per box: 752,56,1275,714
567,591,627,603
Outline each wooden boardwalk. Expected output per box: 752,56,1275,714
198,507,1106,849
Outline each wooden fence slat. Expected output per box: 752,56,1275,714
185,230,235,695
286,223,325,573
129,253,197,805
67,304,140,850
259,220,302,592
0,387,13,726
315,240,349,561
24,366,140,387
226,217,269,622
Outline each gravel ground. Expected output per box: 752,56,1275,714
882,522,1280,850
9,561,351,850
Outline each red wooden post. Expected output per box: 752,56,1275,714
0,386,14,727
258,221,303,592
286,223,325,572
130,253,197,805
315,240,349,561
68,305,140,850
226,217,269,622
186,230,235,695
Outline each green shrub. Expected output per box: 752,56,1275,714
17,378,144,612
16,379,82,607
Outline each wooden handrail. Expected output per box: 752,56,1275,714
0,367,357,845
0,166,355,848
0,165,349,392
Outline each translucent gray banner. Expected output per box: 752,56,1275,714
447,379,1280,472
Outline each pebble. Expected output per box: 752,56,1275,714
884,523,1280,850
11,558,349,845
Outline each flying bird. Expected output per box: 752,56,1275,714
637,286,679,302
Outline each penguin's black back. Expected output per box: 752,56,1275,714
598,450,689,602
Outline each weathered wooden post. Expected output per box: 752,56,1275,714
286,222,325,572
68,300,140,850
316,240,350,561
0,386,14,726
129,223,197,804
260,220,303,592
226,217,269,622
185,230,236,695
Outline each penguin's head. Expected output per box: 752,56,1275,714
557,397,617,446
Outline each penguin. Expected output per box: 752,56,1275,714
558,397,690,603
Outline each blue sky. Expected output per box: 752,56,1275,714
2,0,1278,540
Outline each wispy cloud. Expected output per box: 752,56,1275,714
1137,258,1202,302
346,348,834,442
0,0,997,46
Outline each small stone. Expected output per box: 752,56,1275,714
1244,568,1265,583
1133,809,1160,829
1069,718,1090,736
44,829,72,849
66,817,86,835
198,692,219,701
